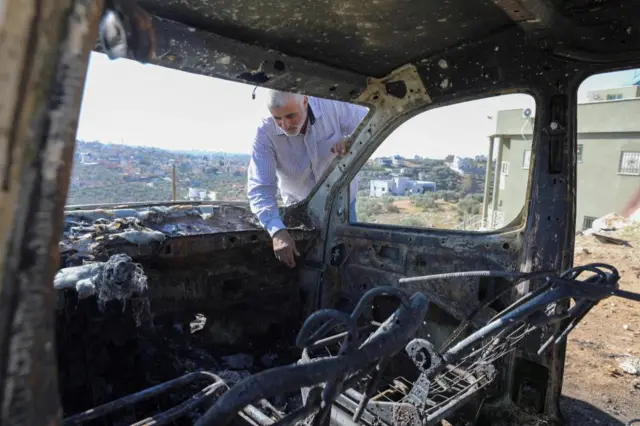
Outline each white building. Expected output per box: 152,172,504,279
448,155,472,174
188,187,208,201
370,179,393,197
392,157,405,166
370,177,436,197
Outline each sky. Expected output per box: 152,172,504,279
76,52,639,160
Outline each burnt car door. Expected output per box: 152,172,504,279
301,55,584,424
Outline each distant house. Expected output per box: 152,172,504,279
376,157,392,167
448,156,473,174
370,177,436,197
392,155,405,166
188,187,208,201
370,179,393,197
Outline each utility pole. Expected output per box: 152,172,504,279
172,163,177,201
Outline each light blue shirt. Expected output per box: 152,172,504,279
247,97,368,236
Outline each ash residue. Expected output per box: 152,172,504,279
96,254,148,309
54,254,151,324
222,353,254,369
60,203,314,266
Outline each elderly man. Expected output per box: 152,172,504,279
247,89,368,268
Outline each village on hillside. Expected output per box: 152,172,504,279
67,141,491,231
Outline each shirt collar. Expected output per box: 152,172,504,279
274,97,323,136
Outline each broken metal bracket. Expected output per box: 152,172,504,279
357,63,432,107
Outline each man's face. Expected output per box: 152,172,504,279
269,96,308,136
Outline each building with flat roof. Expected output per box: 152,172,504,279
484,85,640,231
369,177,436,197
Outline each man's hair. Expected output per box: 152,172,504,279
265,89,305,109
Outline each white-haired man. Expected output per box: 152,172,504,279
247,90,368,268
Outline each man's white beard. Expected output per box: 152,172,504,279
284,127,301,137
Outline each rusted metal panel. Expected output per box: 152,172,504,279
0,1,104,425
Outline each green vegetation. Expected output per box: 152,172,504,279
356,196,400,222
400,216,426,228
67,141,489,232
456,194,484,219
66,141,250,205
410,193,438,210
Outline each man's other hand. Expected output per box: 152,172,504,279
273,229,300,268
331,140,348,156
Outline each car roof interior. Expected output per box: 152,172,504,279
133,0,640,87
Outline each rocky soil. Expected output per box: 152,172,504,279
562,229,640,425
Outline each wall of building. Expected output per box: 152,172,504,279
494,98,640,231
494,137,532,226
576,135,640,229
496,98,640,135
370,180,391,197
587,86,640,102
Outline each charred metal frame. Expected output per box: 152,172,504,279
2,0,640,425
192,263,639,426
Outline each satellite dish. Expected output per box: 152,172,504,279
522,108,533,119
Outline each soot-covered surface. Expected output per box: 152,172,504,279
134,0,640,78
56,289,303,425
55,203,314,423
138,0,512,76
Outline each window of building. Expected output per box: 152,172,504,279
619,151,640,175
522,150,531,169
582,216,597,231
577,144,583,163
349,93,535,231
575,68,640,242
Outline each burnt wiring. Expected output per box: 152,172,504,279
61,371,227,425
61,264,639,426
198,262,639,426
195,286,430,426
400,268,555,351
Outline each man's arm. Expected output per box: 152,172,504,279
247,128,286,237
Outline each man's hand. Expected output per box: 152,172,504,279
331,139,348,156
273,229,300,268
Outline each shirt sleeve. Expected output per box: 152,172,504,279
247,128,286,237
336,101,369,137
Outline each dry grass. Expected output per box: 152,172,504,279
367,198,463,228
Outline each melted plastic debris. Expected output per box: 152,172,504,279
260,353,279,368
222,353,254,370
54,254,148,312
60,204,313,266
190,313,207,334
217,369,252,386
115,229,166,244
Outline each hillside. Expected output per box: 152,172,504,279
66,141,250,205
66,141,488,216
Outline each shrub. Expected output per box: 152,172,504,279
410,193,437,210
437,190,460,203
356,196,399,221
401,216,425,228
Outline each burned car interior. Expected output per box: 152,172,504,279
2,0,640,425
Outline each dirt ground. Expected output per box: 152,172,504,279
561,232,640,425
371,200,640,424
